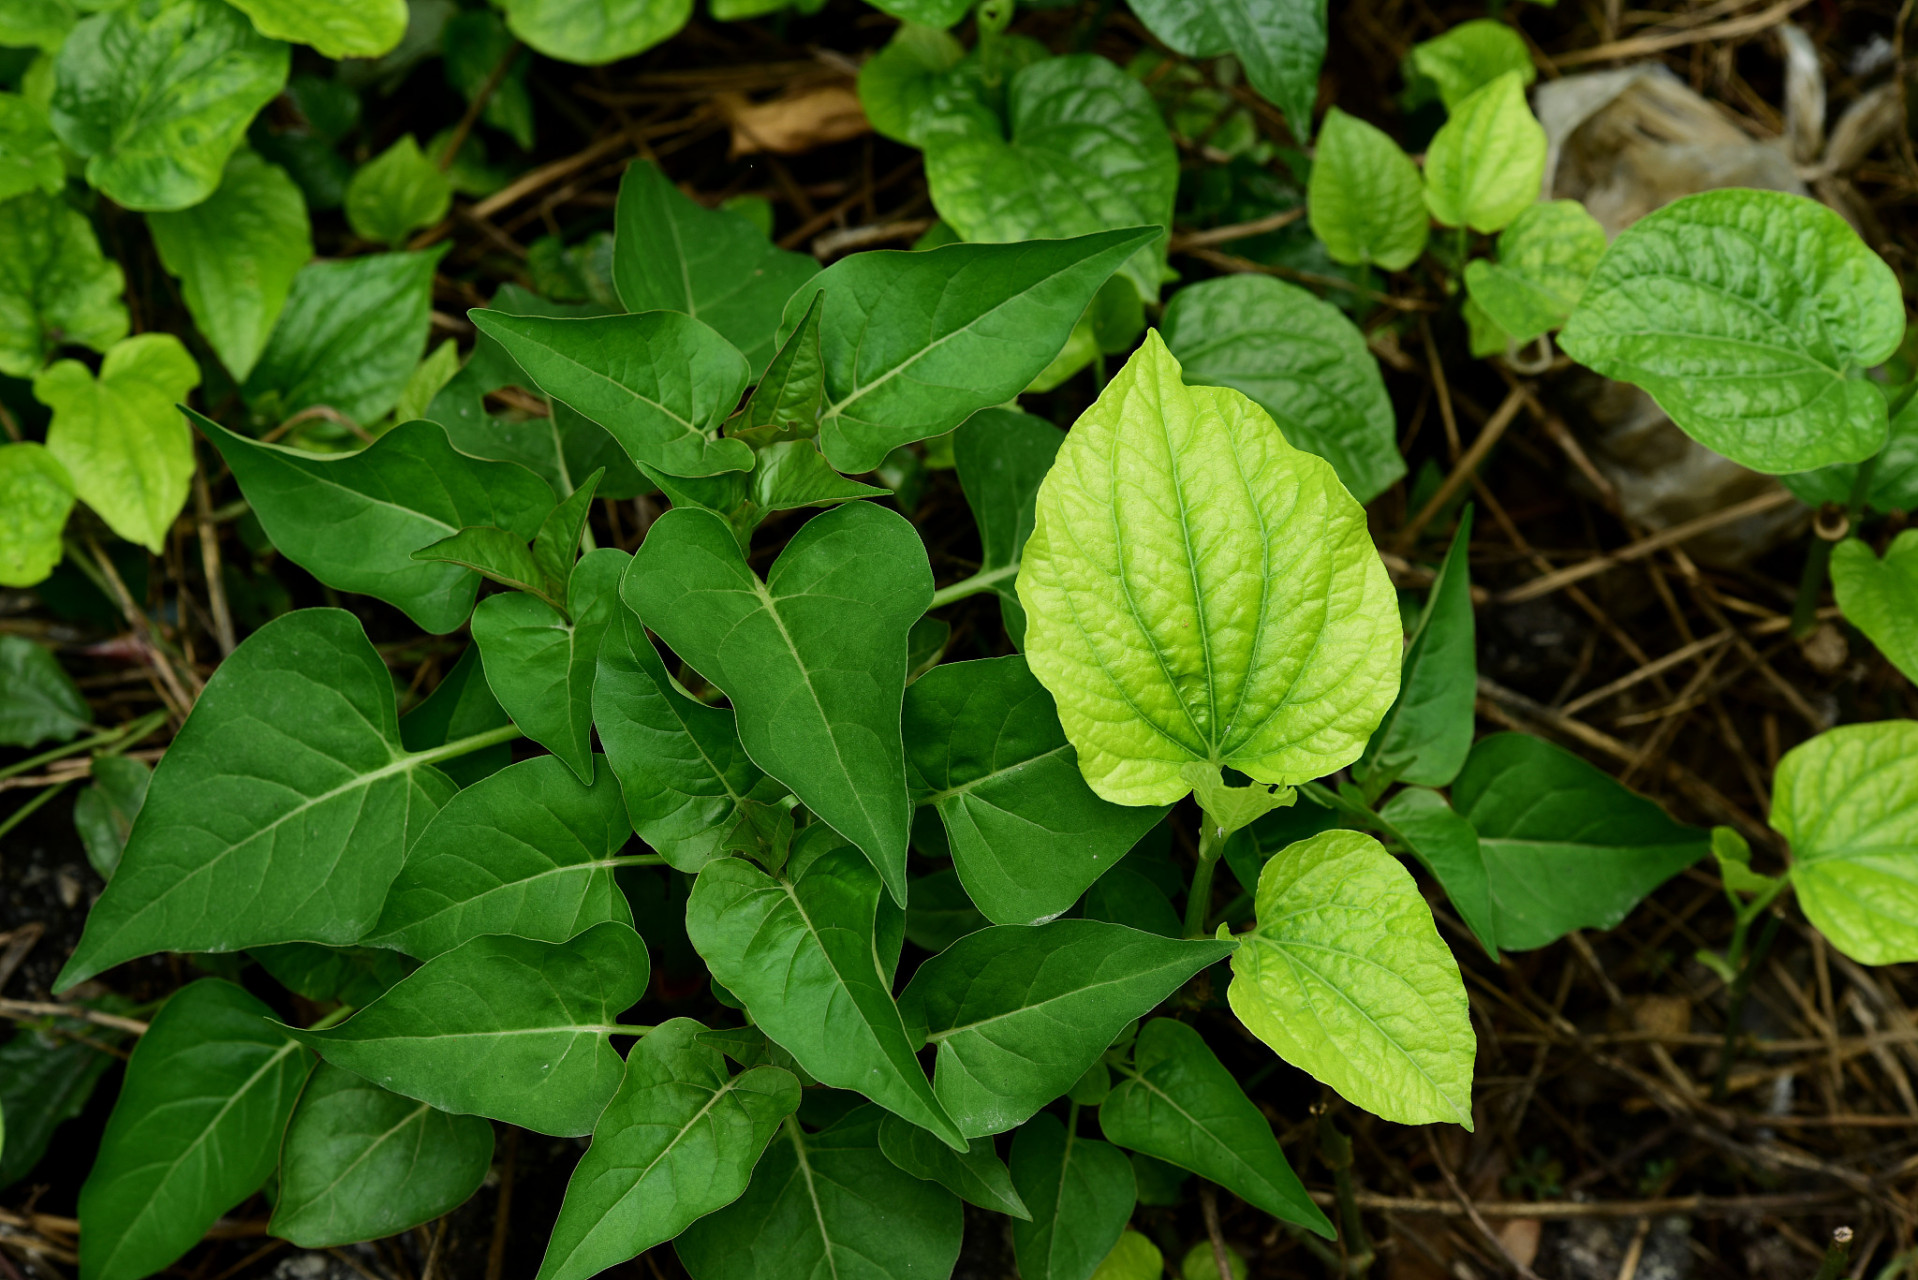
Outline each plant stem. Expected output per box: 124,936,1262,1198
1812,1227,1854,1280
613,852,669,867
1185,820,1226,938
607,1024,655,1038
1791,448,1882,637
1319,1114,1376,1277
405,723,523,770
1710,910,1782,1102
927,562,1019,610
0,709,169,785
305,1004,355,1032
0,779,74,842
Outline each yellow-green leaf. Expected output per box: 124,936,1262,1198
0,442,74,587
1422,70,1545,233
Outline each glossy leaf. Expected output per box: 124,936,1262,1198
1306,106,1428,273
0,634,88,747
1127,0,1326,140
951,407,1062,644
1380,786,1498,956
1421,71,1545,234
1452,733,1710,950
499,0,689,65
1464,200,1606,343
924,54,1178,302
899,920,1234,1137
345,134,451,246
627,502,931,900
56,610,460,988
36,334,200,554
857,22,999,148
1161,274,1404,504
905,655,1167,924
78,981,310,1280
686,846,967,1148
244,247,446,427
1228,829,1476,1128
539,1019,801,1280
1009,1112,1136,1280
1833,531,1918,684
1017,331,1400,807
1407,19,1535,110
290,921,650,1136
199,414,554,634
1358,509,1475,787
50,0,288,211
0,1017,125,1189
1771,721,1918,964
675,1105,963,1280
782,227,1156,473
0,92,63,202
1100,1018,1331,1235
0,444,74,588
148,149,311,383
1562,187,1905,471
878,1112,1031,1219
269,1063,492,1247
612,159,819,374
0,190,128,378
225,0,406,59
594,606,786,873
74,754,151,880
372,754,634,958
472,547,626,781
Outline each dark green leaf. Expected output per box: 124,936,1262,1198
898,920,1234,1137
534,468,602,595
686,846,967,1148
414,524,554,604
372,754,634,958
0,633,89,746
57,610,461,989
250,943,414,1008
1009,1112,1136,1280
0,1018,125,1188
344,134,451,246
78,981,310,1280
538,1019,801,1280
399,643,514,788
626,502,932,900
905,655,1167,924
1127,0,1325,140
1100,1018,1331,1236
1379,785,1498,956
783,227,1157,473
1359,509,1475,787
1081,867,1181,939
290,921,650,1136
951,407,1061,645
1782,394,1918,515
269,1062,492,1247
903,868,988,951
73,755,152,880
737,292,824,440
878,1111,1031,1219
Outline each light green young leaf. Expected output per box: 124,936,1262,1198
1463,200,1606,343
1462,293,1512,358
878,1112,1030,1219
269,1063,492,1248
0,93,62,202
290,922,650,1136
0,633,89,747
1407,19,1535,111
782,227,1156,473
1833,531,1918,684
472,309,754,479
1307,107,1428,273
345,134,451,246
50,0,288,210
371,754,634,958
1422,70,1545,233
612,160,818,374
674,1105,963,1280
1099,1018,1331,1236
1451,732,1708,950
1009,1112,1136,1280
1092,1232,1164,1280
1782,393,1918,514
1017,331,1401,807
594,607,787,873
1709,825,1779,899
394,338,461,426
148,149,311,383
1379,785,1498,956
951,407,1062,645
498,0,688,65
77,981,310,1280
56,610,462,989
224,0,407,58
0,443,74,588
245,247,446,427
1127,0,1326,141
74,754,151,881
539,1020,801,1280
898,920,1233,1137
36,333,199,554
1358,508,1476,787
685,846,967,1149
0,190,128,378
866,0,969,26
625,502,932,901
1560,189,1904,473
197,413,554,634
472,547,627,783
906,656,1169,924
0,0,73,51
1229,829,1476,1127
1161,274,1405,503
1771,721,1918,965
925,54,1178,303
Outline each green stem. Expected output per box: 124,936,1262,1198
305,1004,355,1032
1790,449,1881,638
608,1024,655,1038
928,562,1019,610
1184,820,1226,938
0,779,74,842
1298,780,1384,830
0,709,169,785
1811,1229,1854,1280
404,723,522,769
613,853,669,867
1710,910,1781,1102
1319,1114,1375,1277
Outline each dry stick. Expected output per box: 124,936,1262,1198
1421,315,1463,463
1199,1184,1235,1280
1554,0,1817,64
192,462,235,657
84,534,199,712
1423,1130,1543,1280
1560,630,1734,717
1185,246,1436,311
1166,206,1305,252
485,1127,520,1280
1669,547,1827,732
0,999,149,1035
1393,386,1526,555
440,40,522,171
0,925,42,993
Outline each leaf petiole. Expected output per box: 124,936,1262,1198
927,562,1020,610
402,722,523,770
0,707,169,785
1184,820,1227,939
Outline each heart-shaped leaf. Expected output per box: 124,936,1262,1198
499,0,688,65
1421,71,1545,234
0,190,128,378
1407,18,1535,111
1127,0,1326,140
1833,531,1918,684
1464,199,1606,343
225,0,406,59
1307,106,1429,273
0,443,74,588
